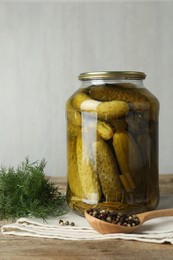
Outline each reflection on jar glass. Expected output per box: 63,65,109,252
66,71,159,216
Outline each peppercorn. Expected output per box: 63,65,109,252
86,208,140,227
59,220,64,226
106,216,112,223
58,219,76,226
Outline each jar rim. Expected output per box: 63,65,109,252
78,71,146,81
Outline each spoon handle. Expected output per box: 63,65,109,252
139,208,173,223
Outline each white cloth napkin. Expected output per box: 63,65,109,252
1,194,173,244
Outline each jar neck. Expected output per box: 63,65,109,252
80,79,144,88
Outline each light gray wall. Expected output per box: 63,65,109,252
0,1,172,176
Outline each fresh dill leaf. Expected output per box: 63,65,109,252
0,158,69,220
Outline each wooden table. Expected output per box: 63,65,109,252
0,175,173,260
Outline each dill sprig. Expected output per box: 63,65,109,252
0,158,69,220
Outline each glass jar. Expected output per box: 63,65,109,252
66,71,159,216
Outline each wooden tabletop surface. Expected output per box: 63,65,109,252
0,174,173,260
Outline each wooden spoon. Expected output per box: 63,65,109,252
85,208,173,234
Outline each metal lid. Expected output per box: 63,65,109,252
78,71,146,80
